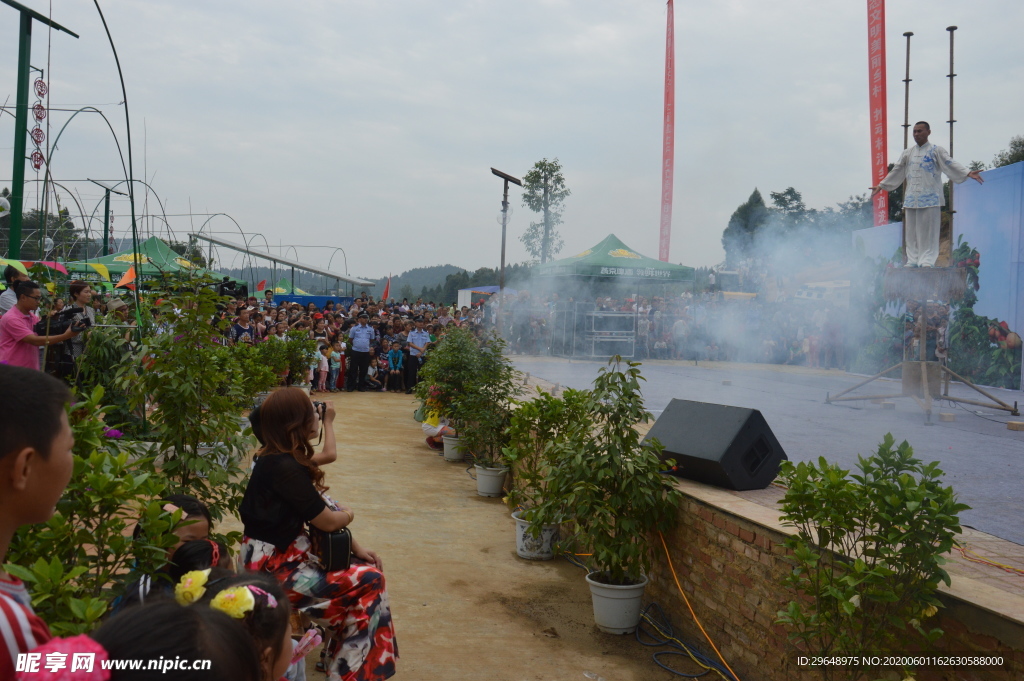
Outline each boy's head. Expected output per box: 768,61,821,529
320,345,331,356
0,366,74,529
332,341,342,351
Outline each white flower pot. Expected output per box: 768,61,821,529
585,572,648,635
474,465,508,497
442,436,465,462
511,510,558,561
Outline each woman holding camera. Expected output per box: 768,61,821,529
66,280,95,342
239,388,396,681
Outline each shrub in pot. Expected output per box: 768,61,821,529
457,333,521,495
414,325,481,427
503,387,592,559
527,357,684,633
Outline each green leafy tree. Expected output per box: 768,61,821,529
502,387,592,516
527,358,685,585
777,435,969,681
992,134,1024,168
769,187,812,230
721,189,769,263
521,158,571,263
118,279,251,527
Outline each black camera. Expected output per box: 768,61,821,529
312,400,327,420
35,306,90,336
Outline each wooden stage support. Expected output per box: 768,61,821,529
827,267,1019,422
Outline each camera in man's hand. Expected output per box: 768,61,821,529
34,306,90,336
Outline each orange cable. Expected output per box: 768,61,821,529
954,545,1024,577
658,530,742,681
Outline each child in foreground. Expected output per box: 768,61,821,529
19,599,261,680
196,572,301,681
0,365,75,679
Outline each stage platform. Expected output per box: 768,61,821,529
514,356,1024,546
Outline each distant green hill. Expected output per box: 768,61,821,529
372,265,464,299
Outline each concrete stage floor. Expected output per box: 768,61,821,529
514,357,1024,546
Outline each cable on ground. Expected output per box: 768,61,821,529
658,531,741,681
954,543,1024,577
561,550,737,680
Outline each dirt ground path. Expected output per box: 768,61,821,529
231,390,681,681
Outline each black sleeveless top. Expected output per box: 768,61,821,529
240,453,327,551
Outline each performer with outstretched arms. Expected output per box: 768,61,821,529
871,121,983,268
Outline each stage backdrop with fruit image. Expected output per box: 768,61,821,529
852,160,1023,390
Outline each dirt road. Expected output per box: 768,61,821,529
293,391,678,680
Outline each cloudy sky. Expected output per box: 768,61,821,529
2,0,1022,279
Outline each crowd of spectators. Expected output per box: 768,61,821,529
0,263,497,391
217,290,490,394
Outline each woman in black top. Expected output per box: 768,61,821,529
239,388,396,681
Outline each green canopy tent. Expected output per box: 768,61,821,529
65,236,242,284
273,278,308,295
531,235,694,359
534,234,694,281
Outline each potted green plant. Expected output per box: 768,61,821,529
503,387,592,560
414,326,481,444
528,357,684,633
457,333,521,496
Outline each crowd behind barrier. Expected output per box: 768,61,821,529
495,291,853,369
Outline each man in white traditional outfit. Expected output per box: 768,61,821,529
871,121,984,267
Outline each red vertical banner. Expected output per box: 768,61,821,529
658,0,675,262
867,0,888,225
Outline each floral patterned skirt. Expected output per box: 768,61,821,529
240,533,397,681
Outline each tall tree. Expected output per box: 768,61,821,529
721,189,769,264
521,158,571,264
769,187,813,229
992,135,1024,168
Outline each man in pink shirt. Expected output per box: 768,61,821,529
0,282,82,371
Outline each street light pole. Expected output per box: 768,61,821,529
2,0,78,258
88,179,126,256
490,167,522,333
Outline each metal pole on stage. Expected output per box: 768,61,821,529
902,32,913,151
946,26,957,218
899,31,913,265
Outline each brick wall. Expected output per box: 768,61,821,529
645,490,1024,681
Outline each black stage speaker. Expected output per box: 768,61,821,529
644,399,787,491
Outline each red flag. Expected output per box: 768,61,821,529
256,279,267,292
116,266,136,288
382,274,391,301
658,0,675,262
867,0,888,225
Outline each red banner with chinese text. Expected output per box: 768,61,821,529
658,0,675,261
867,0,888,226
